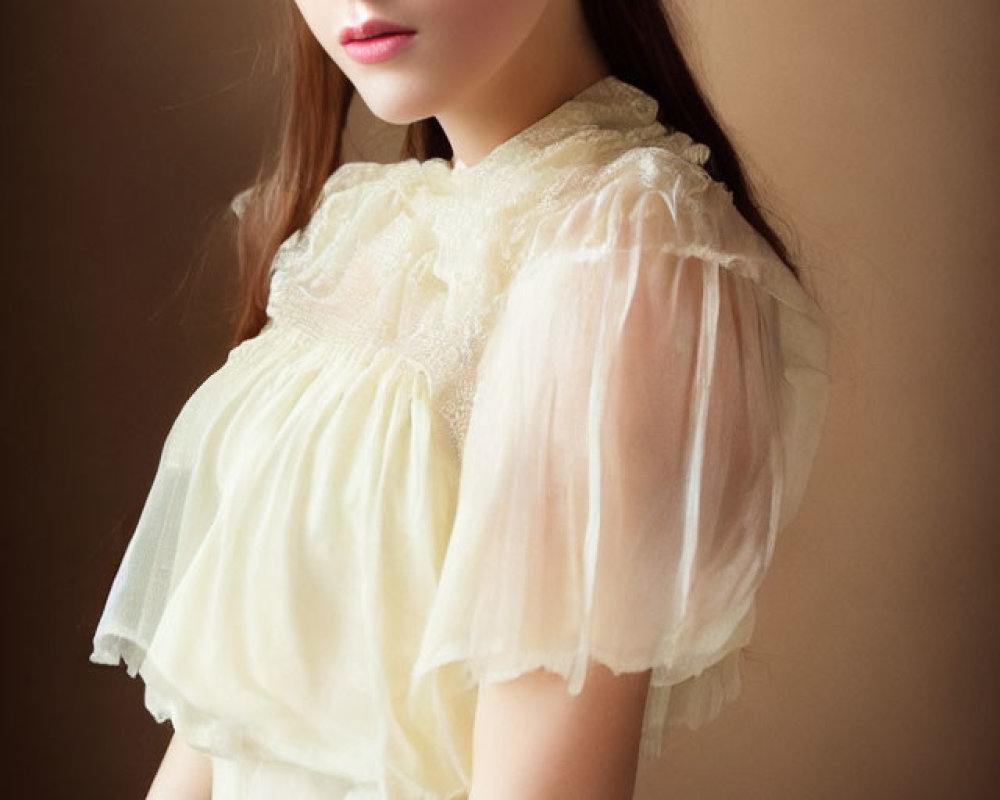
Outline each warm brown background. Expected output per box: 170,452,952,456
4,1,997,797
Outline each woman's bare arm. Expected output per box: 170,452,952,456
145,732,212,800
468,660,651,800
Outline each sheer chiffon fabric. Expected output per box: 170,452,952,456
91,77,829,799
210,755,381,800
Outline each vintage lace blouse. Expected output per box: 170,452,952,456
91,76,829,800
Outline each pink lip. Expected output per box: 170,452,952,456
339,19,416,65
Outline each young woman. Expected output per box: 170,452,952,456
91,1,829,798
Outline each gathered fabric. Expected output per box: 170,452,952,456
91,76,829,799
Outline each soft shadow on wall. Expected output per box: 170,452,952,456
3,2,281,797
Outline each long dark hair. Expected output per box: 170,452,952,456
232,0,794,345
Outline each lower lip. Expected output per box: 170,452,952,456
343,32,416,64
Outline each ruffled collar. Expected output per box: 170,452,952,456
433,75,711,180
317,76,712,209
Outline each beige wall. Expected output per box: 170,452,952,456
7,1,996,796
636,2,1000,797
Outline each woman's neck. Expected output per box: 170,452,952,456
435,5,609,167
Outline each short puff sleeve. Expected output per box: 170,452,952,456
413,171,805,758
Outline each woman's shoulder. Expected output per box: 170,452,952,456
600,127,716,190
319,157,431,199
535,133,761,263
228,158,427,223
522,133,826,327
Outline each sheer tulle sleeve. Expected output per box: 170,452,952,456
412,171,826,757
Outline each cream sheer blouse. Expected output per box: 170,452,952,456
91,76,829,799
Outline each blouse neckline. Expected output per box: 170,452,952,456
317,76,713,203
436,75,711,181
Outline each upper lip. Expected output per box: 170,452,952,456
338,19,415,45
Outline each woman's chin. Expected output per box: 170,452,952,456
353,86,436,128
367,106,426,127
